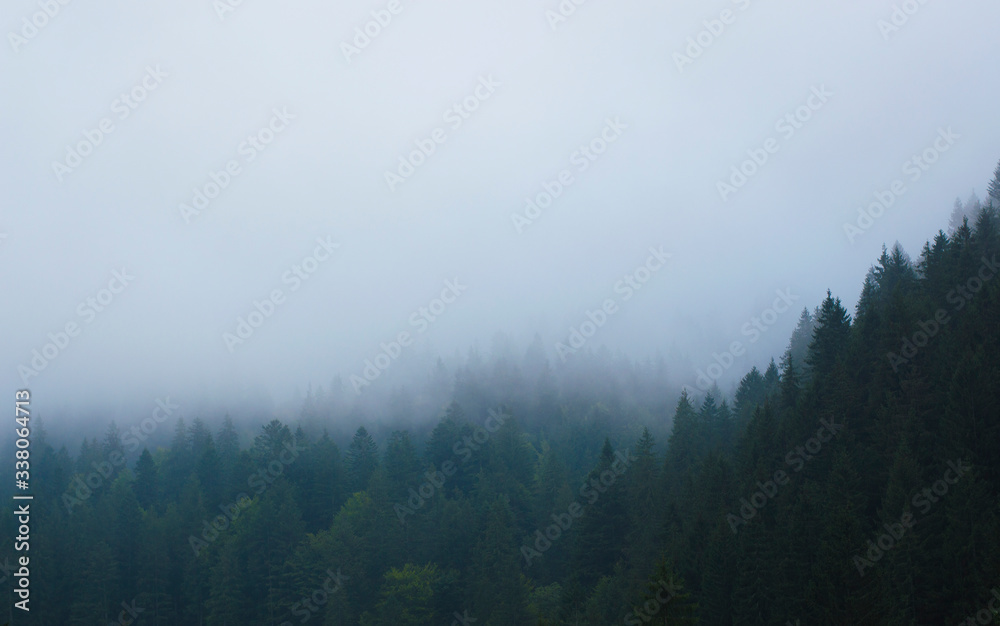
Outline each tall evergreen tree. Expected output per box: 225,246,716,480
988,159,1000,204
469,497,531,625
347,426,380,493
806,290,852,376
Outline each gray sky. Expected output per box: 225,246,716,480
2,0,998,416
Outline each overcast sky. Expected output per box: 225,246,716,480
2,0,998,417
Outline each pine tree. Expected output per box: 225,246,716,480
973,203,1000,258
102,421,125,458
762,359,780,394
469,497,531,625
216,414,241,495
950,197,968,233
666,390,699,476
163,417,191,498
624,428,661,591
569,439,630,596
347,426,380,494
966,191,983,217
784,308,815,379
134,449,158,510
779,354,801,410
806,290,852,376
733,367,766,433
251,419,293,463
189,418,214,461
216,414,239,460
383,430,421,498
425,406,476,497
297,431,343,532
989,161,1000,204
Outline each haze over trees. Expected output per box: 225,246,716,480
2,165,1000,624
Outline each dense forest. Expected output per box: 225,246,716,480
3,165,1000,625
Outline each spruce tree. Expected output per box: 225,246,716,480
989,159,1000,204
806,290,851,376
347,426,380,494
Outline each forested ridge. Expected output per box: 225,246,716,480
4,170,1000,625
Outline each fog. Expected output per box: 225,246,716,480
2,0,998,436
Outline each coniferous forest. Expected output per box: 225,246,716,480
3,169,1000,625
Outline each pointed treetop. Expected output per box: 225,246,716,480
806,290,852,375
989,159,1000,203
676,387,693,410
600,438,615,463
635,426,655,458
764,359,780,387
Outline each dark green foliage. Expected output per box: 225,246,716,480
347,426,380,493
806,290,852,376
7,167,1000,625
989,159,1000,204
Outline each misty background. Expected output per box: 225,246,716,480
2,0,998,444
